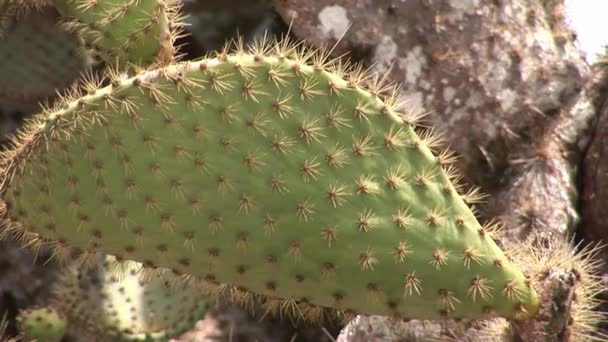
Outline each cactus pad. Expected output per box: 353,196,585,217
0,6,89,107
53,0,182,65
0,38,539,321
54,255,209,341
17,307,67,342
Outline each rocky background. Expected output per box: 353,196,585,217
0,0,606,341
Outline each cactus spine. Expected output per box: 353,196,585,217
0,37,539,322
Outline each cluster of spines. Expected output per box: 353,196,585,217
507,233,608,341
0,35,538,323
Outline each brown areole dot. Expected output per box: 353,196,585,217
320,225,337,246
236,265,247,275
295,201,314,221
288,241,302,259
262,214,277,234
208,248,220,258
332,293,344,307
194,158,208,171
264,255,278,265
208,215,223,233
359,249,378,270
430,248,449,270
357,209,376,232
366,283,380,300
156,244,168,254
236,232,249,249
265,282,277,292
321,262,335,278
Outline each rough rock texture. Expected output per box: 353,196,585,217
581,60,608,250
180,0,279,57
174,300,339,342
580,60,608,334
336,315,513,342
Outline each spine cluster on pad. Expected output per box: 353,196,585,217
0,37,539,322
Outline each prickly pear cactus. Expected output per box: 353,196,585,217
0,6,89,108
53,0,182,65
54,255,209,341
17,307,67,342
0,38,539,322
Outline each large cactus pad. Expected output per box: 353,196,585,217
0,39,539,321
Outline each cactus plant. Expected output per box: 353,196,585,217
52,0,185,66
49,254,209,341
17,307,67,342
0,36,540,323
506,232,606,341
0,6,90,109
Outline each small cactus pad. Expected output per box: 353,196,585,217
52,0,182,65
54,255,209,341
0,6,89,106
17,307,67,342
0,38,539,321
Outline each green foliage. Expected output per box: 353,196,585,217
0,37,539,322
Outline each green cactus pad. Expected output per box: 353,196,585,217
54,255,209,341
0,38,539,321
0,6,89,107
52,0,181,65
17,307,67,342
